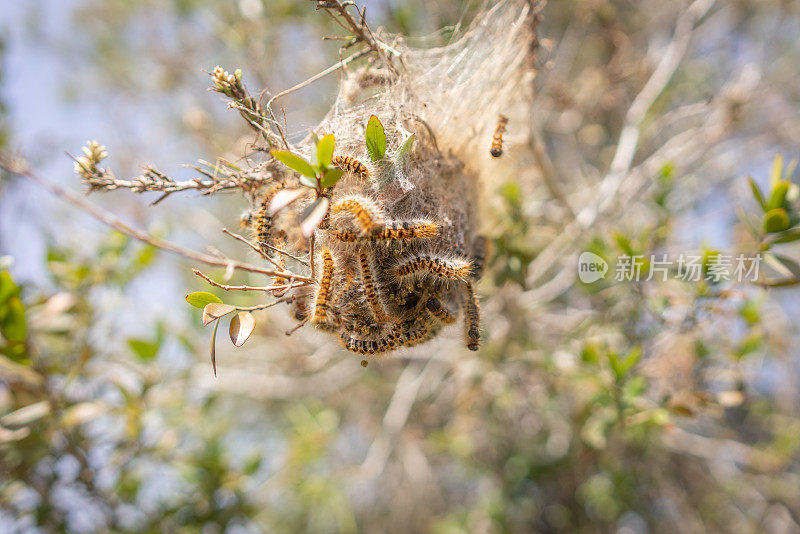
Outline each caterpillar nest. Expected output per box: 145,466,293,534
239,0,536,357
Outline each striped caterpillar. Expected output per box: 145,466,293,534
331,155,371,180
490,115,508,158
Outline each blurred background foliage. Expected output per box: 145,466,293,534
3,0,800,533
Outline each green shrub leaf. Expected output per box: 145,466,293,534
271,150,317,178
365,115,387,162
764,208,790,233
393,133,415,163
128,339,159,361
320,168,344,189
186,291,223,308
316,134,335,169
748,177,767,212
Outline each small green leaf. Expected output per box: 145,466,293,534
128,339,159,361
393,133,415,163
785,159,798,182
271,150,316,179
1,297,27,342
186,291,223,308
320,168,344,189
316,134,335,169
365,115,387,162
0,271,20,305
608,346,641,381
770,154,784,189
769,228,800,244
768,181,790,211
764,208,791,233
748,177,767,212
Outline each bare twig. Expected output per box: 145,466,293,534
266,49,371,108
193,269,304,292
0,154,311,282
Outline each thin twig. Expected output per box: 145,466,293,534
0,154,311,282
193,269,303,292
235,296,295,312
259,241,310,266
266,49,370,108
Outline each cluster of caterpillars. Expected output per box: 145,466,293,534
243,153,485,358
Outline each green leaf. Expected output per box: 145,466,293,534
0,271,20,305
1,297,27,342
393,133,415,163
186,291,223,308
767,181,790,211
614,233,635,256
608,346,641,381
365,115,387,162
271,150,317,179
764,208,790,233
748,177,767,212
770,154,784,190
316,134,335,169
127,339,159,361
769,228,800,244
320,168,344,189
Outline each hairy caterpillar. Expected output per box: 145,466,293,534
331,196,385,235
464,282,481,351
359,250,389,322
331,155,371,180
490,115,508,158
394,255,473,283
329,220,439,242
311,248,335,326
426,296,456,324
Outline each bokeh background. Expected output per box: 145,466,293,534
3,0,800,532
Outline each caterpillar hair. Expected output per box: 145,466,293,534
490,115,508,158
311,248,335,325
331,196,385,236
339,324,401,355
270,231,288,289
394,254,473,282
240,211,254,227
426,296,456,324
329,219,439,242
331,155,371,180
464,282,481,351
254,195,274,255
471,235,488,280
398,323,432,348
359,250,389,322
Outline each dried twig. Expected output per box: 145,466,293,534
0,154,310,282
313,1,400,72
193,269,304,293
266,49,371,108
